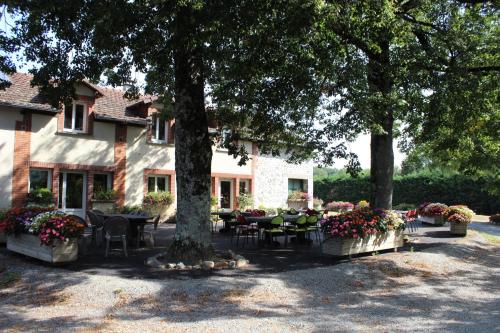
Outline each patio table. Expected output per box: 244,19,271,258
211,211,235,232
97,213,152,247
244,214,304,245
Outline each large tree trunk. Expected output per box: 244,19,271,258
368,41,394,210
168,6,213,262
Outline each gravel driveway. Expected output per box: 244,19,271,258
0,231,498,333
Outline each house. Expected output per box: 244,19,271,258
0,73,313,217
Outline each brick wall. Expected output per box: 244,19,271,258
11,113,31,207
114,124,127,206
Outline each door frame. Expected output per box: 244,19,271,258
218,178,233,211
59,171,87,219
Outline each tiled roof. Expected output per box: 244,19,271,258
0,72,154,124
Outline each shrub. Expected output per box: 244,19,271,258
314,174,500,215
211,195,219,208
392,203,416,211
26,188,55,207
93,189,117,201
118,205,144,214
238,193,254,210
143,191,173,206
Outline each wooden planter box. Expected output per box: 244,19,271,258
418,215,445,226
7,233,78,263
91,200,115,213
322,230,404,256
287,199,308,210
450,223,468,236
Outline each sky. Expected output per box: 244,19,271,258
346,134,406,169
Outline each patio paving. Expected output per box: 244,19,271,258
2,218,497,279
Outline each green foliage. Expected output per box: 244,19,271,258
118,205,144,214
237,193,253,210
93,189,116,201
210,196,218,208
392,203,417,211
26,188,54,206
143,191,173,206
315,173,500,215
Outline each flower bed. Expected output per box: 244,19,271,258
2,208,84,263
320,209,405,256
447,205,474,236
416,202,449,225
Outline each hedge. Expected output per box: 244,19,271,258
314,174,500,215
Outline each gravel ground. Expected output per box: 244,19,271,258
0,231,499,333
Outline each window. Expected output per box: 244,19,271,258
29,169,51,191
148,175,170,192
288,178,307,192
64,102,87,132
218,128,232,150
93,173,113,193
152,114,167,143
239,179,250,195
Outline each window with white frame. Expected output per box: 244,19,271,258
93,173,113,193
64,102,87,132
29,169,51,191
239,179,250,195
288,178,307,192
151,114,167,143
148,175,170,192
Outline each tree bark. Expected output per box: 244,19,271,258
168,6,213,262
368,41,394,210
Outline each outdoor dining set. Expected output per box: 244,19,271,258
211,208,323,247
82,210,160,257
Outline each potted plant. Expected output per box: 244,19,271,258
142,191,174,222
325,201,355,213
417,202,449,225
25,188,56,208
238,193,254,210
287,191,310,210
4,208,84,263
320,208,405,256
92,189,117,213
447,205,474,236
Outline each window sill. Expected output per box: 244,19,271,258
56,130,91,137
147,140,173,147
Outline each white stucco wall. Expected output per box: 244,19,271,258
211,140,252,176
254,152,314,209
125,126,175,206
30,114,115,166
0,108,23,208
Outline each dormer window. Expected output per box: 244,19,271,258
152,114,167,143
64,102,87,133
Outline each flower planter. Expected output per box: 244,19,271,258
7,234,78,263
287,199,308,210
449,223,468,236
91,200,115,213
322,230,404,256
418,215,445,226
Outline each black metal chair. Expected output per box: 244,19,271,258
103,216,129,257
87,210,105,246
138,214,161,248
